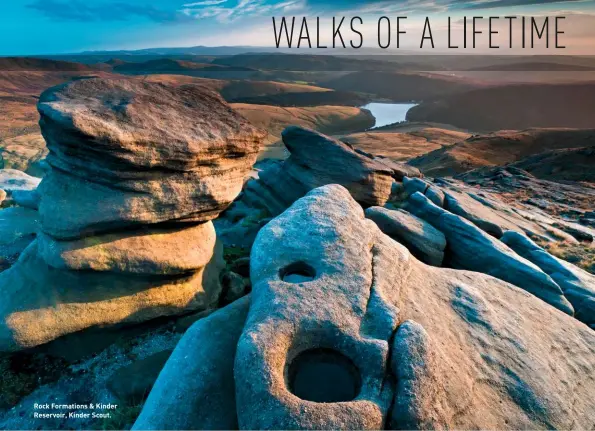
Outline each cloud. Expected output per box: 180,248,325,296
27,0,193,23
181,0,307,22
455,0,586,10
183,0,228,6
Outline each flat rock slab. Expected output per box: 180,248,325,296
0,241,224,352
38,222,217,275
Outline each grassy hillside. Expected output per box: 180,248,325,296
322,71,477,102
407,83,595,131
410,128,595,177
232,103,375,158
510,146,595,183
341,125,470,161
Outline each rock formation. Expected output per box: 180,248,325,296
217,126,399,247
0,78,264,352
135,185,595,430
405,191,574,315
365,206,445,266
502,231,595,329
254,126,395,210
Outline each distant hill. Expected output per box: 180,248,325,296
510,146,595,183
469,62,595,72
341,126,470,161
409,128,595,177
228,90,369,107
79,45,276,56
113,58,253,74
407,83,595,131
322,71,478,102
0,57,94,72
212,54,419,72
0,57,112,140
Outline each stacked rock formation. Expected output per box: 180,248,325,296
134,185,595,430
0,78,264,352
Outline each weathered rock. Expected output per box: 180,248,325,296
133,296,250,430
135,185,595,429
0,133,48,175
365,156,422,181
0,241,223,352
0,189,5,206
365,206,446,266
402,176,429,198
502,231,595,328
0,77,263,351
37,222,218,275
37,78,265,239
0,169,41,193
235,185,396,429
390,320,448,430
11,189,40,210
406,192,574,316
239,126,393,217
0,207,38,247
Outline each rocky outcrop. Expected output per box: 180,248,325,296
240,126,394,214
365,206,446,266
406,192,574,315
135,185,595,430
37,78,264,239
502,231,595,328
0,169,41,209
0,78,263,351
217,126,395,246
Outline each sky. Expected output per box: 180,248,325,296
1,0,594,55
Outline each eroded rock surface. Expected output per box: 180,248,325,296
0,78,262,352
135,185,595,430
38,78,265,239
406,191,574,315
365,206,446,266
217,126,395,247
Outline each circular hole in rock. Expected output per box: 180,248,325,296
280,262,316,283
287,348,361,403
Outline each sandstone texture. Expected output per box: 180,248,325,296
240,126,394,214
133,296,250,430
365,206,446,266
135,185,595,430
217,126,396,247
406,191,574,315
0,78,263,351
37,78,265,239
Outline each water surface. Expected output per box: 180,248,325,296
361,103,417,129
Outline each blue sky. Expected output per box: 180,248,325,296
1,0,594,54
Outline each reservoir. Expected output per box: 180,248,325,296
361,103,417,129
